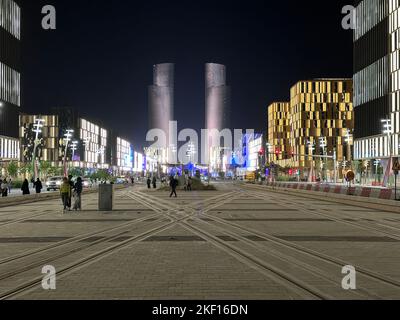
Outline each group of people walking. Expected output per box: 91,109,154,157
144,174,193,198
60,175,83,212
0,178,40,197
3,175,83,213
20,178,43,195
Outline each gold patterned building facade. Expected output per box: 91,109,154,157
268,79,354,170
267,102,292,167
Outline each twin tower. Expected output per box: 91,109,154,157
148,63,231,147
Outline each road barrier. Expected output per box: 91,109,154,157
263,181,397,201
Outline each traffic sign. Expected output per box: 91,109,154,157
393,158,400,173
345,171,355,182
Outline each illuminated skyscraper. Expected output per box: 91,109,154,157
0,0,21,162
205,63,231,133
353,0,400,159
290,79,354,169
205,63,231,171
267,79,354,180
267,102,292,167
148,63,174,164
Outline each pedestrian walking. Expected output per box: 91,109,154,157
67,175,74,210
7,179,12,195
152,176,157,189
147,177,151,189
60,177,71,212
34,178,43,194
1,179,8,197
187,177,193,191
21,179,30,195
73,177,83,211
169,176,178,198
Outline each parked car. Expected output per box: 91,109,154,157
46,176,64,191
82,179,93,188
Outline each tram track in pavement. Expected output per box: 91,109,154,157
0,188,240,299
190,186,400,298
128,191,342,299
0,193,174,299
0,189,234,268
243,184,400,242
4,186,399,299
133,188,400,298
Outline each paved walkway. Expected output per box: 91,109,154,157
0,183,399,300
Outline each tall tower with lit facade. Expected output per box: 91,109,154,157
267,79,354,182
205,63,231,172
0,0,21,162
148,63,175,164
353,0,400,160
205,63,231,133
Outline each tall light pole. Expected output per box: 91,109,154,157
266,142,271,164
71,141,79,164
319,137,327,182
307,140,315,182
381,118,393,186
345,129,353,169
32,118,45,180
374,159,381,183
63,129,74,177
96,146,105,168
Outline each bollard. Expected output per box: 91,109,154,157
99,184,114,211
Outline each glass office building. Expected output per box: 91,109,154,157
353,0,400,159
0,0,21,162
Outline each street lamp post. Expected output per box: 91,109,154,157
319,137,327,182
307,140,315,182
374,159,381,184
32,118,45,181
266,142,271,165
381,119,393,186
63,129,74,177
71,141,79,167
345,129,353,168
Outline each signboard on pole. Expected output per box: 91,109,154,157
393,157,400,175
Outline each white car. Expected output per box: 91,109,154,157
82,179,92,188
46,176,64,191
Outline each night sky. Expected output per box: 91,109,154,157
20,0,353,150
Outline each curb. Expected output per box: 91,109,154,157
264,182,398,201
246,183,400,213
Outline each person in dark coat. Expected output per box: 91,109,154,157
67,175,74,209
147,177,151,189
73,177,83,211
152,176,157,189
21,179,30,195
1,179,8,197
169,176,178,198
34,178,43,194
187,177,193,191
